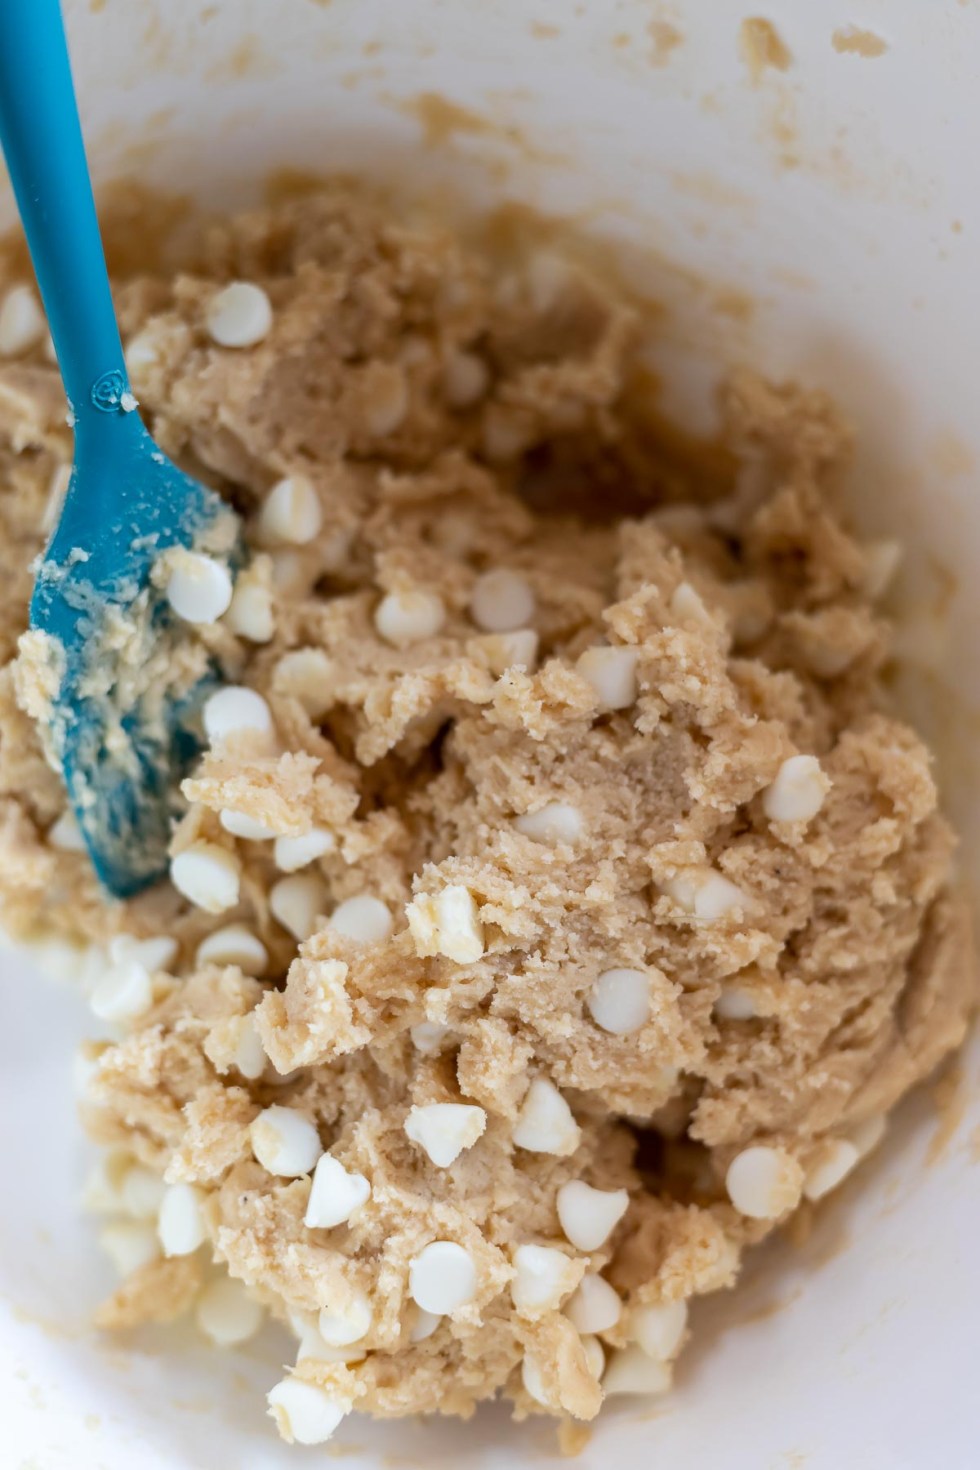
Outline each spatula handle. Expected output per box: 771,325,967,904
0,0,131,438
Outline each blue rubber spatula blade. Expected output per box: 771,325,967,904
0,0,239,898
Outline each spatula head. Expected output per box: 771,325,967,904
27,413,238,898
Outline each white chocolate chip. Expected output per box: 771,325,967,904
576,646,639,711
443,350,490,407
863,539,902,600
288,1311,320,1343
602,1344,673,1396
90,957,153,1022
587,968,650,1035
726,1145,804,1220
267,1378,346,1446
409,1240,477,1314
849,1113,887,1159
270,873,327,940
165,551,233,625
219,808,276,841
513,802,583,846
409,1308,441,1342
304,1154,371,1229
329,894,393,943
714,985,757,1021
581,1334,605,1381
482,408,533,462
49,808,86,851
196,1277,264,1346
157,1182,206,1257
195,925,268,974
124,327,161,374
294,1316,366,1365
470,569,536,632
763,755,830,824
206,281,272,348
805,638,860,678
803,1139,860,1201
405,1103,487,1167
364,364,409,437
669,580,713,627
475,628,540,676
662,869,749,922
229,1013,268,1079
119,1164,166,1219
513,1078,581,1156
410,1021,451,1055
511,1244,581,1316
0,284,45,355
557,1181,629,1252
521,1353,553,1407
83,1151,130,1213
258,476,322,547
318,1288,372,1346
374,588,446,646
203,686,274,744
274,828,336,872
250,1105,321,1177
170,842,241,914
695,872,750,920
405,885,485,963
632,1299,688,1361
108,935,178,972
100,1221,160,1276
565,1273,622,1334
272,648,335,717
225,578,274,642
134,940,176,976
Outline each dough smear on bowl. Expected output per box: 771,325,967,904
0,187,973,1444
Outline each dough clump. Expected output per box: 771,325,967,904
0,189,973,1440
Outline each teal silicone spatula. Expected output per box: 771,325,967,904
0,0,239,898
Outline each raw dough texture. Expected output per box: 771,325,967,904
0,189,973,1437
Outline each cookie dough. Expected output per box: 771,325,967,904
0,188,973,1443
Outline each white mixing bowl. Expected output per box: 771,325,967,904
2,3,978,1466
